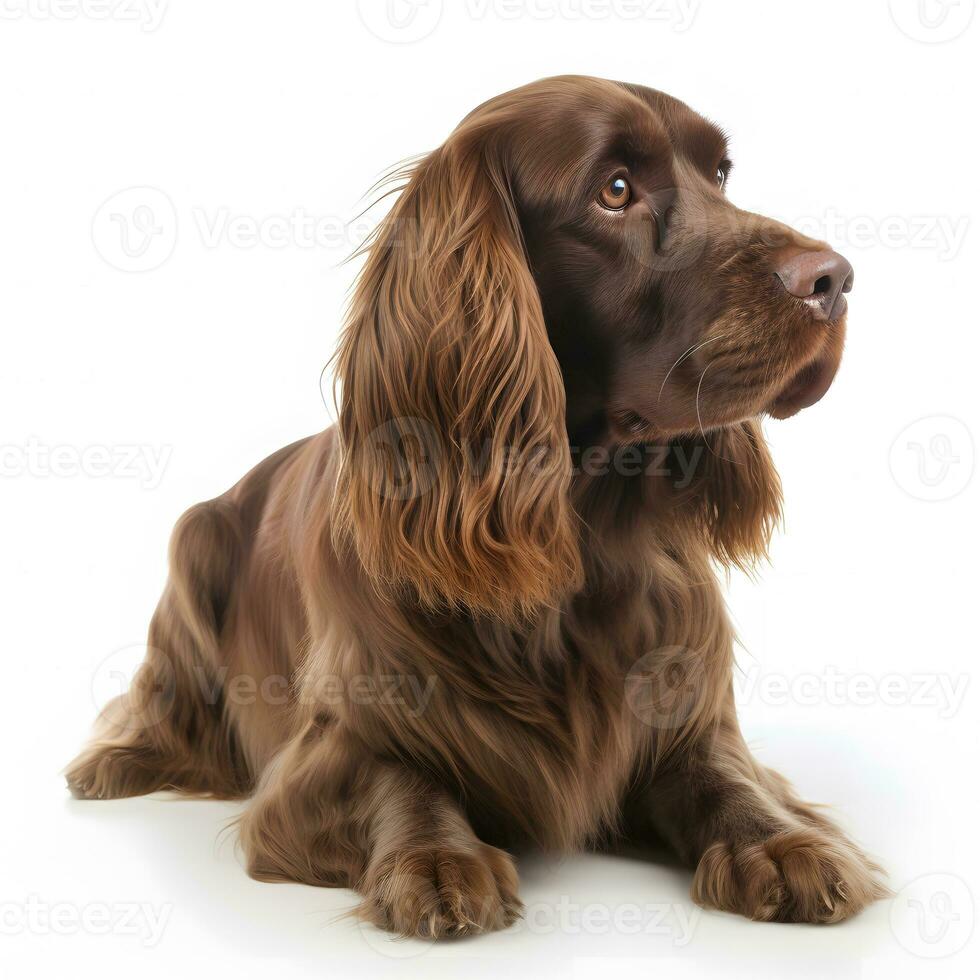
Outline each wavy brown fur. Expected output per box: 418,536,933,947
333,120,583,624
67,76,886,936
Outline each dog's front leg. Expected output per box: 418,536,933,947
239,717,521,937
639,709,887,923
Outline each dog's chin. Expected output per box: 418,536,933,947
766,345,842,421
607,404,754,445
608,316,846,440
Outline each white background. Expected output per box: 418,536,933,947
2,1,978,977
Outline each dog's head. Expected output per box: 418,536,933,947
335,76,850,620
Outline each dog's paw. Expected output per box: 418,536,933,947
65,741,165,800
359,843,522,938
66,745,127,800
692,827,888,923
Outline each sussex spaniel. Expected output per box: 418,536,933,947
67,75,886,936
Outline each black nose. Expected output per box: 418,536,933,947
774,248,854,322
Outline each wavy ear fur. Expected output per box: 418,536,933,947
672,419,783,569
333,126,582,622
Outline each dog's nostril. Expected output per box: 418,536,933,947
813,274,833,296
774,248,854,322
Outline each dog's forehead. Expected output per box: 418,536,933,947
502,77,727,183
507,79,670,152
607,81,728,170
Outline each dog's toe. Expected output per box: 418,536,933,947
360,843,522,938
692,827,888,924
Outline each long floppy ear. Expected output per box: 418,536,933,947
333,128,582,622
671,419,783,569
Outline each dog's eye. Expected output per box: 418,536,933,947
716,160,731,189
599,176,631,210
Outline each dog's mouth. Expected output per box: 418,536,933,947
610,347,842,439
766,348,841,420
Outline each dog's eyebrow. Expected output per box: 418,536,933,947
591,124,675,185
679,120,730,173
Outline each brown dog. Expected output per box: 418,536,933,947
67,75,886,936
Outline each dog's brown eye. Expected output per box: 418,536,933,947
599,176,631,210
716,161,731,189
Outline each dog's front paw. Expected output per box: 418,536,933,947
692,827,887,923
65,741,161,800
360,843,522,938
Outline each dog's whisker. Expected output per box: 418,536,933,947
717,248,750,275
695,363,712,446
695,361,742,465
657,335,727,405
